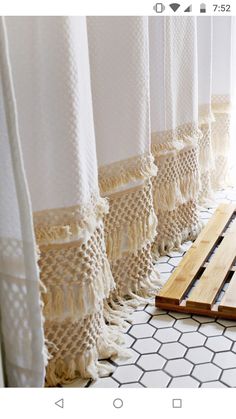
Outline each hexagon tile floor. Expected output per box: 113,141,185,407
64,188,236,388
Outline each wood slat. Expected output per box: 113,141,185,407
155,300,236,320
156,204,236,305
218,271,236,314
186,216,236,310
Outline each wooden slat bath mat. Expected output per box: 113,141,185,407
156,203,236,320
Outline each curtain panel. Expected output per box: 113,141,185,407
197,16,214,204
211,17,233,190
0,15,235,386
0,18,46,387
87,17,161,319
4,16,126,387
149,17,202,254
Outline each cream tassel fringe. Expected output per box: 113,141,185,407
198,176,216,207
45,266,163,386
211,101,231,114
198,132,214,172
34,197,109,245
106,210,158,261
104,268,162,329
212,130,231,158
198,123,215,205
198,102,215,126
45,322,130,387
35,244,51,369
35,225,73,245
99,154,157,195
153,172,200,212
211,126,231,190
152,135,201,211
42,258,115,321
153,220,203,257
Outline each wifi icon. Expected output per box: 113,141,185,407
169,3,181,12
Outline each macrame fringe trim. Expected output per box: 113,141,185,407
198,173,215,207
198,103,215,125
211,102,231,114
35,197,109,245
104,268,162,330
198,131,214,172
106,210,158,261
199,144,214,172
212,132,231,158
35,244,51,372
153,171,200,212
45,323,130,387
152,136,199,157
211,124,231,190
99,154,157,195
42,258,115,321
152,221,203,257
152,136,201,212
151,125,202,146
198,112,215,125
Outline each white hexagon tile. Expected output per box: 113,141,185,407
63,188,236,388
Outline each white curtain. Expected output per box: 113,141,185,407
0,18,45,387
4,16,125,387
197,16,214,204
150,17,202,254
211,17,234,189
87,17,160,310
0,15,235,387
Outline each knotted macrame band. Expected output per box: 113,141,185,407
34,196,109,245
104,181,157,261
198,122,214,205
152,200,203,255
99,158,161,317
211,95,231,190
151,123,202,255
35,199,126,386
151,124,201,210
45,305,128,386
39,225,114,321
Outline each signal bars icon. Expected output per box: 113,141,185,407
184,5,192,12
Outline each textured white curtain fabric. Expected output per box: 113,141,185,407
198,17,213,123
87,17,151,168
196,16,235,192
87,17,161,307
197,16,214,203
0,15,235,387
211,17,234,189
5,16,125,387
0,17,46,387
6,16,99,212
150,17,202,254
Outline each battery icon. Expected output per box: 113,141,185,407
200,3,206,13
153,3,165,13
